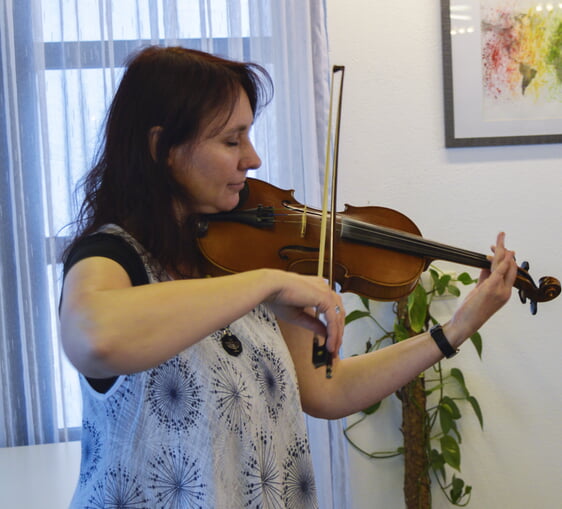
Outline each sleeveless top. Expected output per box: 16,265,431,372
67,224,318,509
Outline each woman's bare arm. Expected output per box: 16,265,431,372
60,258,343,378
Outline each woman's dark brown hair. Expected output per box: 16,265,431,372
66,46,273,275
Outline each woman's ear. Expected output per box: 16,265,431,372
148,126,163,161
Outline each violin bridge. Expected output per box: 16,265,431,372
300,206,307,238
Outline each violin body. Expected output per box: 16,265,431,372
197,178,425,300
197,178,560,312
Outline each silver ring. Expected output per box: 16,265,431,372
335,305,341,314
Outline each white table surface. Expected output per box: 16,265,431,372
0,441,80,509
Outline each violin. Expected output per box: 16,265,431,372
197,178,560,315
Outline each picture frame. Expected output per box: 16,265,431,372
440,0,562,147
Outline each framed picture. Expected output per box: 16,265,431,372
441,0,562,147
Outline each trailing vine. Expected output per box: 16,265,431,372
344,266,484,507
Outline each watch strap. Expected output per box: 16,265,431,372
430,324,458,358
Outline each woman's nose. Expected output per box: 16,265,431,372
241,141,261,170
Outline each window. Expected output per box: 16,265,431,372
1,0,328,446
40,1,261,436
1,4,353,507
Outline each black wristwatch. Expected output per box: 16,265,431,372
429,324,459,358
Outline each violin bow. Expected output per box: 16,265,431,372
312,65,345,378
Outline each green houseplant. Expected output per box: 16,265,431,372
344,266,484,508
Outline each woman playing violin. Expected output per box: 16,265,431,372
60,46,517,508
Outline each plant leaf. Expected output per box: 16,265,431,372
429,448,446,480
407,284,427,333
441,395,462,420
468,395,484,429
451,422,462,443
344,309,371,325
450,368,468,397
359,296,370,309
435,274,452,295
430,268,440,287
394,322,410,342
446,284,460,297
458,271,476,285
440,435,461,471
450,476,465,503
439,405,454,434
470,331,483,358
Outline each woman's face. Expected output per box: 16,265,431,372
168,90,261,215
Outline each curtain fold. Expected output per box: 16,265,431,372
1,0,58,447
0,0,349,506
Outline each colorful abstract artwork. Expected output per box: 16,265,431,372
481,2,562,105
441,0,562,146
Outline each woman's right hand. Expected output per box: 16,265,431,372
264,270,345,355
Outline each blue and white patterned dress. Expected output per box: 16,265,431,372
69,224,318,509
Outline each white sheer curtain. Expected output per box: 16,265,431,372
0,0,349,506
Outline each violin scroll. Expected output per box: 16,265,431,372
516,261,561,315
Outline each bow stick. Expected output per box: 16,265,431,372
312,65,345,379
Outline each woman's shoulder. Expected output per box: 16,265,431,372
65,224,168,284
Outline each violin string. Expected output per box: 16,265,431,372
244,192,553,299
276,212,536,288
269,209,490,269
256,207,535,291
344,217,489,267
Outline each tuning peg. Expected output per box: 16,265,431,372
517,261,530,306
518,262,538,314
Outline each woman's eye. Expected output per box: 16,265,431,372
226,140,239,147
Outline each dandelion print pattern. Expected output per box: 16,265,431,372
253,306,279,333
211,356,253,434
244,430,283,508
86,465,148,509
80,419,102,486
251,344,287,422
69,231,319,508
105,375,135,420
147,357,203,433
148,447,206,508
283,436,317,509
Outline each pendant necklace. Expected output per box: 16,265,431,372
219,327,242,357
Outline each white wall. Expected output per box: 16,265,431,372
326,1,562,508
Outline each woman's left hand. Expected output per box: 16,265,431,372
448,232,518,343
